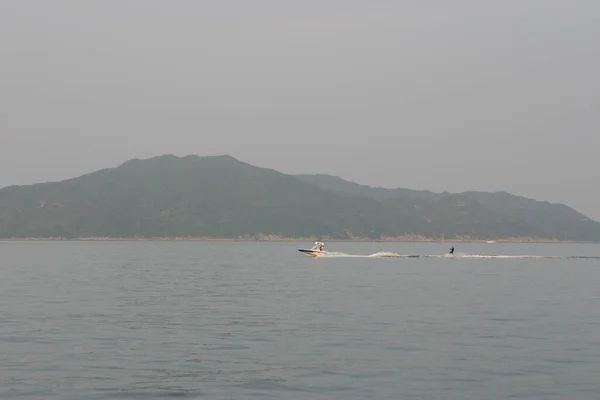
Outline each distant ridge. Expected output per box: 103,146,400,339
0,154,599,241
295,174,600,241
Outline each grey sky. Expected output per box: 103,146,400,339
2,1,600,219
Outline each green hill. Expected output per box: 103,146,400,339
0,155,598,241
295,174,600,241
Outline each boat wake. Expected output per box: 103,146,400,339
315,252,600,260
298,242,600,260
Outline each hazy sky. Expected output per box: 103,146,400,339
2,1,600,219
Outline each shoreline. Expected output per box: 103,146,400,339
0,236,596,244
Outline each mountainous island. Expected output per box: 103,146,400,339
0,154,599,241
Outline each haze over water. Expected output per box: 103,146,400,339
2,241,600,399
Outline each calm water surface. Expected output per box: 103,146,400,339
1,241,600,399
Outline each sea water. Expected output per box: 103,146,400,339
1,241,600,399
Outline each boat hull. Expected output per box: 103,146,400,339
298,249,321,257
